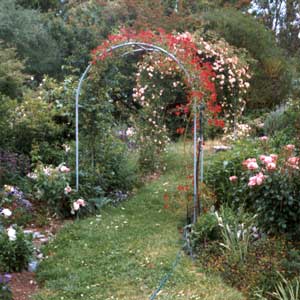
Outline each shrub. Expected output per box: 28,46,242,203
227,143,300,236
191,211,220,249
0,226,33,272
30,163,73,217
205,139,265,205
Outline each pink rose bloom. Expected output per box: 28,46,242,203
247,161,259,170
288,157,299,165
248,172,266,187
259,155,266,162
229,176,238,182
259,136,268,141
263,156,273,164
270,154,278,162
266,162,276,171
64,186,72,194
285,144,295,151
242,158,257,167
60,165,70,173
76,199,86,207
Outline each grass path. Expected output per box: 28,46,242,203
34,143,245,300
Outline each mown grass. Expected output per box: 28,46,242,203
34,142,245,300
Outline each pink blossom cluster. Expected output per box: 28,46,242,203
259,154,277,171
287,156,299,170
248,172,267,187
242,158,258,170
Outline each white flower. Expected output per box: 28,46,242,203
60,165,70,173
7,227,16,241
1,208,12,218
73,202,80,211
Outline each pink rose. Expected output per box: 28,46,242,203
76,199,86,207
242,158,257,167
266,162,276,171
263,156,273,164
64,186,72,194
247,161,259,170
285,144,295,151
270,154,278,162
287,157,299,165
259,136,268,141
259,155,266,162
229,176,238,182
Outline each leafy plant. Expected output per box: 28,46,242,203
272,273,300,300
0,226,33,272
215,207,256,264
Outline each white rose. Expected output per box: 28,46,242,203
7,227,17,241
1,208,12,218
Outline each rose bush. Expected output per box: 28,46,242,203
228,144,300,236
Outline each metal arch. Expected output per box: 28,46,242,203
75,41,200,223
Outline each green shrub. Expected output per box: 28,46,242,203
205,139,264,205
191,211,220,249
30,163,73,217
0,226,33,272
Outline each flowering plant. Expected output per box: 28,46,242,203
30,163,73,216
0,207,33,273
229,143,300,235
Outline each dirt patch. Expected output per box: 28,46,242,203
10,272,38,300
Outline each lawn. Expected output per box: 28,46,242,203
34,142,244,300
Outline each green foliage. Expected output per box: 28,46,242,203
31,164,72,217
205,139,262,204
272,273,300,300
0,43,27,99
0,0,61,76
216,207,255,264
191,211,221,249
0,226,33,272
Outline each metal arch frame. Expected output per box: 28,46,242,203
75,41,202,223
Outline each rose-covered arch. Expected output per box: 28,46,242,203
75,29,221,222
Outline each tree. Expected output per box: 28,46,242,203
250,1,300,56
0,0,61,77
0,43,27,99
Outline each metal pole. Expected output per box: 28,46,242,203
193,104,198,224
199,103,205,183
75,64,92,191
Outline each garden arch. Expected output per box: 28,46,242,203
75,41,205,223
